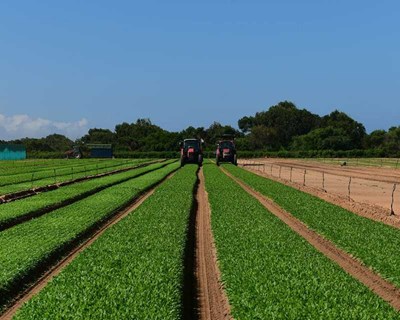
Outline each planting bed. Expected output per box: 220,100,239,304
0,160,174,230
0,159,149,196
0,162,179,313
204,163,399,319
11,165,197,320
226,164,400,289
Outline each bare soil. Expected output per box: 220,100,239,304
241,158,400,224
0,170,175,320
222,167,400,311
195,168,232,320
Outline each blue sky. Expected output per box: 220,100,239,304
0,0,399,139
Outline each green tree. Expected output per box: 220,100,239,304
238,101,320,148
81,128,115,145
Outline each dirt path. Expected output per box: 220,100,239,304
195,168,232,320
221,167,400,312
0,170,175,320
243,165,400,229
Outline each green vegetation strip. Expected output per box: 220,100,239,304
0,160,175,230
226,164,400,289
0,162,179,312
12,165,198,320
203,163,399,319
0,159,122,177
0,159,148,189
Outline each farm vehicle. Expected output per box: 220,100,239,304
64,146,82,159
180,139,203,167
216,136,237,166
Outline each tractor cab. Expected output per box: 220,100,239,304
216,136,237,166
180,138,203,167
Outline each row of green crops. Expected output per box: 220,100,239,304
0,159,149,188
0,161,180,311
0,160,176,230
203,163,399,319
12,165,198,320
0,159,87,173
0,159,129,176
225,164,400,289
0,160,156,196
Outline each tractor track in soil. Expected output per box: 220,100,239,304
0,169,178,320
182,167,232,320
221,167,400,312
0,159,166,204
195,168,232,320
0,161,173,232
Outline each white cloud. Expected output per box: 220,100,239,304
0,113,88,140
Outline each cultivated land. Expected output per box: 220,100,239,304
241,157,400,215
1,159,400,319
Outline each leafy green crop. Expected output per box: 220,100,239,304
0,162,179,312
0,159,151,195
225,164,400,289
0,160,176,229
204,163,399,319
12,165,198,320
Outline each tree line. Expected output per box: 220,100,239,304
2,101,399,157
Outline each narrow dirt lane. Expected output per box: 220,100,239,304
221,167,400,312
195,168,232,320
0,170,175,320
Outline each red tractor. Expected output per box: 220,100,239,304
216,136,237,166
180,138,203,167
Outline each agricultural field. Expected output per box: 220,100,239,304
0,158,152,197
306,157,400,169
1,159,400,319
241,157,400,214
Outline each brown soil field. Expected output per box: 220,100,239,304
239,158,400,230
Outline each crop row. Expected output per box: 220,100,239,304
0,161,180,312
12,165,198,320
225,164,400,289
0,159,126,177
0,160,155,196
0,160,176,230
203,163,398,318
0,159,89,174
0,159,148,188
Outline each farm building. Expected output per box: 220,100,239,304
87,144,113,158
0,144,27,160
